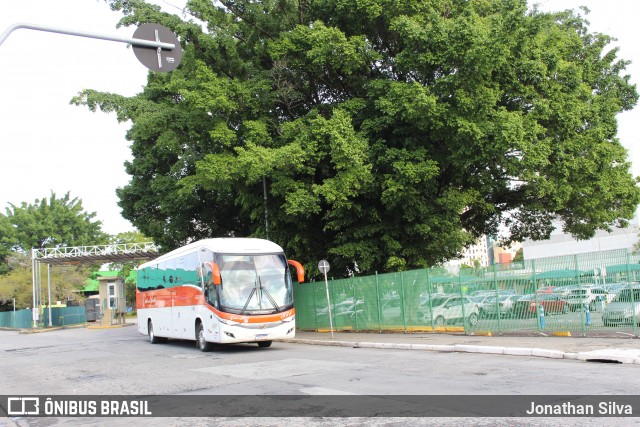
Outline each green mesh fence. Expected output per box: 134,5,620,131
42,306,87,327
294,248,640,337
0,307,87,329
0,308,33,328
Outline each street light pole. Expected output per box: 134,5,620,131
0,22,182,72
318,260,333,339
47,263,52,327
263,177,269,240
0,22,176,49
31,249,37,328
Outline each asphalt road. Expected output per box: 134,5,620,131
2,325,640,426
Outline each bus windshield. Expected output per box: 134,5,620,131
215,253,293,314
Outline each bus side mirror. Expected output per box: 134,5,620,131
287,260,305,283
205,262,222,285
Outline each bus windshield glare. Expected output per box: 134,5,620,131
213,253,293,314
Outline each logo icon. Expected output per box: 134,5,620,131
7,397,40,415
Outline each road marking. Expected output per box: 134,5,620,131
191,358,368,380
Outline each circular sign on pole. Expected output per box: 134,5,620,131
318,260,330,275
132,23,182,72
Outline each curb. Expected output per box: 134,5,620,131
18,324,87,334
86,323,133,330
281,338,640,364
12,323,135,333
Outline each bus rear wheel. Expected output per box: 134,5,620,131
257,341,272,348
197,323,213,352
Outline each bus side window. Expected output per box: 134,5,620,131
166,259,177,288
183,251,200,287
202,263,220,309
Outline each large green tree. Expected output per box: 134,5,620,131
1,192,109,253
0,215,13,275
0,192,109,303
74,0,639,277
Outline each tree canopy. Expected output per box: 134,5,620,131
73,0,639,277
0,192,109,254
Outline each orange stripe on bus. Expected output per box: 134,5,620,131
136,287,295,323
205,305,295,323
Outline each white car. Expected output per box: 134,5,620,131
566,287,597,311
419,295,479,326
589,287,617,311
603,286,640,326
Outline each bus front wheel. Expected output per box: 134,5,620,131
148,320,161,344
197,323,213,352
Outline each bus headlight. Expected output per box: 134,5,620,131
219,318,240,326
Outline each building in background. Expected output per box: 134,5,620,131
443,235,490,272
443,236,523,273
522,215,640,260
490,238,522,265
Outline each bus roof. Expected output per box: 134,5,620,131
138,238,285,268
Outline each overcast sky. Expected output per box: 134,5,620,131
1,0,639,236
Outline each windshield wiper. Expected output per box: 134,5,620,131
238,276,281,314
239,287,256,315
258,276,281,312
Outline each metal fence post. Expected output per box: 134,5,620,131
375,272,382,332
329,276,337,331
459,272,468,333
353,275,358,331
493,263,501,334
312,279,318,331
400,272,407,332
625,251,638,337
533,259,541,333
426,268,435,333
631,273,638,338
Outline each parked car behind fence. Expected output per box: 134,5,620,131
418,295,479,327
512,294,535,318
513,293,569,317
603,286,640,326
566,288,596,312
482,295,520,318
469,295,493,318
589,287,617,311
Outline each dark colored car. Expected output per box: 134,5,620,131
512,294,569,317
531,294,570,315
512,294,536,318
482,295,520,318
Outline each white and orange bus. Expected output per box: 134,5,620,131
136,238,304,351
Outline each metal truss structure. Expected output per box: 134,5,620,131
32,242,160,265
30,242,161,328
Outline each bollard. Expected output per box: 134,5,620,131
539,304,545,329
584,303,591,326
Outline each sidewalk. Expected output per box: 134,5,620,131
8,319,640,364
282,330,640,364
